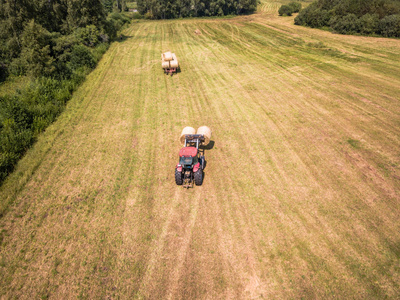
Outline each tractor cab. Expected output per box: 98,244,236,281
179,147,198,168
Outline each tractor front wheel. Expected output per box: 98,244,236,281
175,169,183,185
200,156,205,169
194,168,203,186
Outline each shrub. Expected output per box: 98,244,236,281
144,11,154,19
279,5,293,16
330,14,360,34
68,45,96,71
288,2,302,13
8,58,26,76
0,96,34,182
92,43,109,63
359,13,379,35
108,12,131,24
19,20,55,77
306,8,330,28
378,14,400,37
0,96,33,131
295,2,329,27
74,25,100,47
132,12,143,19
105,13,132,39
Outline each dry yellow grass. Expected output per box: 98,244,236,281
1,3,400,299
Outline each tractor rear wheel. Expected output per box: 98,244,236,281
194,168,203,186
175,169,183,185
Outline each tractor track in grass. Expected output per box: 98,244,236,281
1,3,400,299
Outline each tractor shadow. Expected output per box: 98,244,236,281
116,34,133,43
169,67,182,77
199,140,215,170
201,140,215,150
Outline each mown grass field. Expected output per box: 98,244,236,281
1,2,400,298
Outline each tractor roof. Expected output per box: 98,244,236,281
179,147,197,157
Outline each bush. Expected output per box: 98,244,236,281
288,2,302,13
330,14,360,34
104,13,132,39
19,20,55,77
295,2,321,26
379,14,400,37
8,58,26,76
300,7,330,28
0,96,34,182
132,12,143,19
68,45,96,71
108,12,132,24
279,5,293,16
144,11,154,19
74,25,100,47
359,13,379,35
92,43,109,63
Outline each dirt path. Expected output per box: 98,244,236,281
1,6,400,299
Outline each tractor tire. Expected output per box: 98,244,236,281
194,168,203,186
200,156,206,169
175,169,183,185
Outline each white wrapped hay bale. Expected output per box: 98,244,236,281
197,126,212,145
180,127,196,144
162,51,173,61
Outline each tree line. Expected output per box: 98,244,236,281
0,0,131,183
137,0,258,19
0,0,131,81
294,0,400,37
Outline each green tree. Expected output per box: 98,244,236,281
330,13,360,34
359,13,379,34
379,14,400,37
18,20,54,77
288,2,301,13
68,44,96,71
279,5,293,16
65,0,106,32
103,0,114,12
33,0,68,33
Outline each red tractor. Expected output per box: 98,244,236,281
175,134,206,188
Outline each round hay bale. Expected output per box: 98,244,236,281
170,60,178,68
162,51,173,61
162,61,170,69
180,127,196,144
197,126,211,145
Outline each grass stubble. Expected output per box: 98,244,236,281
1,2,400,298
